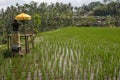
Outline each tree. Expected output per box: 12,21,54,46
107,2,120,26
93,5,108,16
103,0,120,3
88,1,103,10
107,2,120,16
33,13,41,33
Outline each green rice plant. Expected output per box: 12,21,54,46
0,27,120,79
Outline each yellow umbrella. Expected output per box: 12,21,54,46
15,13,31,20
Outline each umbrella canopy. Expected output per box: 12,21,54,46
15,13,31,21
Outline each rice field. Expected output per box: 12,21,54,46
0,26,120,80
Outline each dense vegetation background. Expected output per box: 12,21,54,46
0,0,120,43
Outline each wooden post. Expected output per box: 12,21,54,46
31,35,34,49
31,28,34,49
23,22,27,53
8,35,10,51
25,35,27,53
10,36,12,49
27,36,29,52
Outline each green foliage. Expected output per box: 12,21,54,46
33,13,41,26
88,1,103,10
107,2,120,16
94,5,108,16
33,13,41,33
